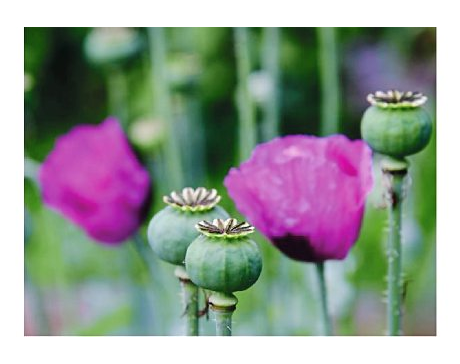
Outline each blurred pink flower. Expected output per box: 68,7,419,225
224,135,373,262
39,117,151,244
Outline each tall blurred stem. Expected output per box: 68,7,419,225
148,27,184,189
234,27,257,162
315,262,333,335
317,27,340,136
261,27,280,141
107,66,128,128
315,27,338,336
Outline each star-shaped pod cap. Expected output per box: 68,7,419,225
186,218,262,292
362,90,432,158
196,218,255,238
163,187,221,212
367,90,427,109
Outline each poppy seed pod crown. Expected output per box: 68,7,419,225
147,187,230,265
84,27,143,66
185,218,262,293
361,90,432,158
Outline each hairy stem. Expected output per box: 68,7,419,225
384,162,407,335
175,266,199,336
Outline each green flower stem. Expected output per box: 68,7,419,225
209,292,238,336
175,266,199,336
317,27,340,136
261,27,280,142
148,27,184,190
382,157,409,336
107,65,128,128
179,92,206,186
315,262,333,335
234,27,257,162
213,309,234,336
182,279,199,336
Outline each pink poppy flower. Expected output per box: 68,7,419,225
224,134,373,262
39,117,151,244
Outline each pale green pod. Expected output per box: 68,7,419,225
185,218,262,293
361,90,432,158
84,27,143,66
147,187,229,265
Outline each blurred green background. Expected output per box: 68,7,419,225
24,27,436,336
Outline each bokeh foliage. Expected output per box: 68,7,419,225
24,27,436,335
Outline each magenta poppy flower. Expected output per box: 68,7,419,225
224,134,373,262
39,117,151,244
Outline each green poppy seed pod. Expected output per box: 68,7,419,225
128,118,165,153
147,187,230,265
185,218,262,293
361,90,432,158
84,27,143,66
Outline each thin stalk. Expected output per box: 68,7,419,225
177,91,206,186
384,164,407,335
261,27,281,141
317,27,340,136
209,291,238,336
181,280,199,336
186,96,206,186
234,27,257,162
175,266,199,336
315,262,333,335
148,27,184,189
107,65,128,128
213,309,234,336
